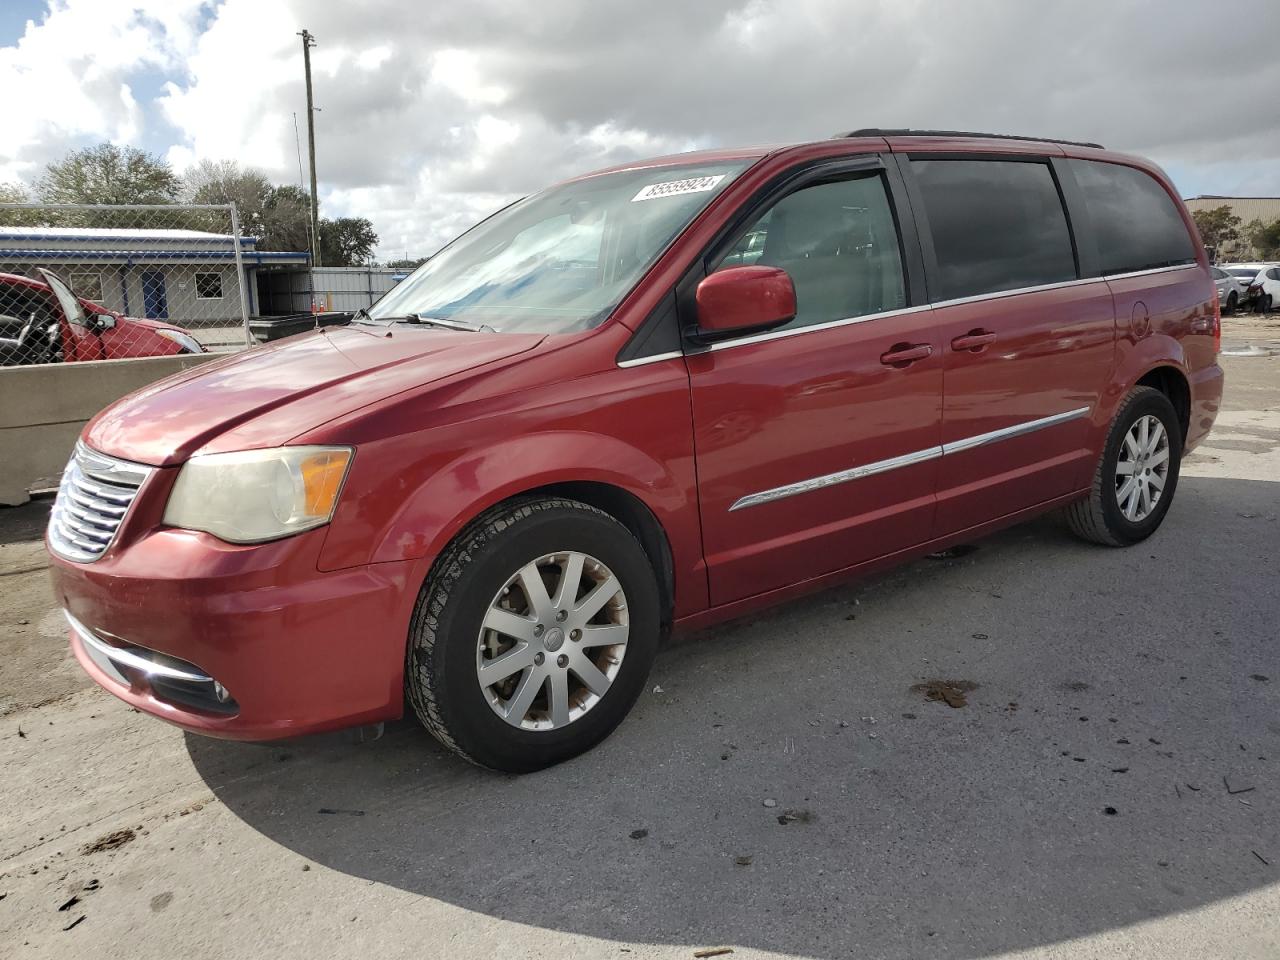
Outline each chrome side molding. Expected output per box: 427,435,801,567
729,445,943,511
728,406,1091,511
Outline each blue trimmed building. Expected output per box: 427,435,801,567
0,227,309,325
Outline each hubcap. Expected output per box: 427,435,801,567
1115,414,1170,522
476,551,628,731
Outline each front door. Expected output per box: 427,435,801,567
141,270,168,320
687,166,943,606
903,156,1115,533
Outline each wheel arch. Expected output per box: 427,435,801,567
355,429,705,620
1134,364,1191,443
521,480,677,633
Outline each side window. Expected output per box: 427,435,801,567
713,175,906,330
1269,268,1280,281
910,158,1076,301
1069,159,1196,275
1210,268,1226,280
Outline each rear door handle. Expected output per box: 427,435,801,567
880,343,933,367
951,330,997,352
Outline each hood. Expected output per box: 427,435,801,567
84,325,545,465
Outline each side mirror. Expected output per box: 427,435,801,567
693,265,796,343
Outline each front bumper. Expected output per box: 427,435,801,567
50,523,421,740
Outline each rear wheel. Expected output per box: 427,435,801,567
1264,294,1275,314
1225,291,1238,314
405,497,660,772
1064,386,1182,546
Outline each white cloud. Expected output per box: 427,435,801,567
0,0,204,181
2,0,1280,260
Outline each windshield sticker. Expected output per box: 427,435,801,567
631,175,726,203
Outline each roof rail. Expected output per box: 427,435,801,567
835,128,1105,150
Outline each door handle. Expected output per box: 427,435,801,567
951,330,997,352
879,342,933,367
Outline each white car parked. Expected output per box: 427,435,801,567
1221,263,1280,313
1210,266,1247,313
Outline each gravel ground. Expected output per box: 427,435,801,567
1,332,1277,959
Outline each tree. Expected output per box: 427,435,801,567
385,257,428,269
0,181,31,226
1191,205,1242,252
320,216,379,266
36,143,179,205
182,159,273,237
1244,218,1280,260
258,185,314,254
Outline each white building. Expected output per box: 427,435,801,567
0,226,309,325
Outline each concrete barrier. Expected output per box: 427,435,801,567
0,353,220,505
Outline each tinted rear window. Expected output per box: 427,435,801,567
1069,160,1196,275
911,159,1076,301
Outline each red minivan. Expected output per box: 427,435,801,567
0,269,205,365
47,131,1223,772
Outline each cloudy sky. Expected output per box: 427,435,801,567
1,0,1278,258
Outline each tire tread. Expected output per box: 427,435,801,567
405,496,633,769
1064,386,1168,546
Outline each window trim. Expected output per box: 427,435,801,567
898,153,1084,304
193,271,225,300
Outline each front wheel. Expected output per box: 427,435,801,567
406,497,661,772
1064,386,1182,546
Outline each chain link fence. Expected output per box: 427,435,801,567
0,203,258,366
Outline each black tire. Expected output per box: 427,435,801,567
1063,386,1183,546
1225,291,1238,314
405,497,661,772
1265,294,1274,314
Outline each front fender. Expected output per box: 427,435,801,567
371,430,691,564
313,359,708,616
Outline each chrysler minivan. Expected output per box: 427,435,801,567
48,130,1223,772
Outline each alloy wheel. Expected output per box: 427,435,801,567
476,551,628,730
1115,414,1170,522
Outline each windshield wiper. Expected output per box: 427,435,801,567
389,313,497,333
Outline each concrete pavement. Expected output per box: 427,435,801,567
1,346,1277,959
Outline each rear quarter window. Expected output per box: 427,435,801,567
1069,159,1196,275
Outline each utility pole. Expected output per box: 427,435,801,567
297,28,321,268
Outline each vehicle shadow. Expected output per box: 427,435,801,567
0,498,52,546
186,476,1278,959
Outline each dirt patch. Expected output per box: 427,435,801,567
926,544,980,560
911,679,979,708
81,828,136,855
0,500,95,717
775,808,814,825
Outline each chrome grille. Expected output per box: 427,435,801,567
48,444,152,563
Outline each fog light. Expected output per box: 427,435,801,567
213,681,231,703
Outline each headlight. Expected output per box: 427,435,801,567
154,328,205,354
163,446,353,543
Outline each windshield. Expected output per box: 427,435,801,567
368,159,750,334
